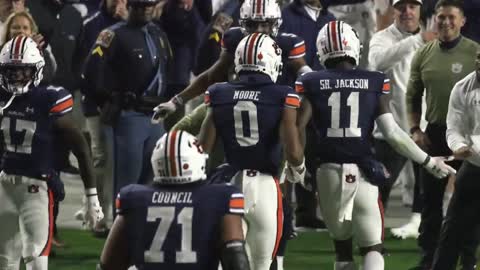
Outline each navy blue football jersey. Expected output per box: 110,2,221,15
205,73,300,175
221,27,306,85
0,86,73,179
116,182,244,270
296,69,390,163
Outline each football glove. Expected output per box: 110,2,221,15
357,157,390,186
285,159,306,185
84,188,105,230
151,95,183,124
423,156,457,179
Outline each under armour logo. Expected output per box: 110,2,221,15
26,107,34,113
345,174,356,183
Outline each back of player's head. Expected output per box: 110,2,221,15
151,131,208,185
316,21,361,68
0,35,45,95
239,0,282,36
234,33,282,82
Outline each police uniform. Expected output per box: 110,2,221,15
78,2,125,223
205,73,300,268
116,182,244,270
0,86,73,267
296,69,390,247
83,21,172,211
221,27,306,86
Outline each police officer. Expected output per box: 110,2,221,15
75,0,129,231
83,0,172,213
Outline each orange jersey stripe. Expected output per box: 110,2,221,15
204,93,210,105
289,44,306,56
115,198,121,210
285,97,300,107
382,82,390,92
50,98,73,113
229,198,244,209
295,84,304,93
272,179,283,259
40,190,54,256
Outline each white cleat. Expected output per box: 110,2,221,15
391,213,421,239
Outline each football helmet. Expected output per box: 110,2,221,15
151,131,208,184
316,21,361,67
0,35,45,95
234,33,282,82
239,0,282,36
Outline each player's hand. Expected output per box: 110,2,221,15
423,156,457,179
285,159,306,185
412,129,431,151
453,146,473,160
84,194,105,230
151,97,180,124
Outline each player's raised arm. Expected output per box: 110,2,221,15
198,91,217,154
152,50,233,123
375,89,456,178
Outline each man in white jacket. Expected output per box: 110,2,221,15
368,0,437,239
431,49,480,270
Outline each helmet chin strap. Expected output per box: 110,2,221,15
0,94,17,115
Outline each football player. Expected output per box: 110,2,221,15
0,36,103,270
198,34,305,270
152,0,312,122
295,21,456,270
98,131,250,270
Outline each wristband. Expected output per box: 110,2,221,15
172,95,184,106
410,126,421,135
421,156,431,166
85,188,98,197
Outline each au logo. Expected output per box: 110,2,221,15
345,174,356,183
451,63,463,74
28,185,39,193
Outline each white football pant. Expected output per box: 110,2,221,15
233,170,283,270
0,174,52,270
316,163,384,248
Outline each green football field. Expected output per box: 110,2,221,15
44,228,430,270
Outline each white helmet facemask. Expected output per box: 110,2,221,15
239,0,282,36
0,35,45,113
